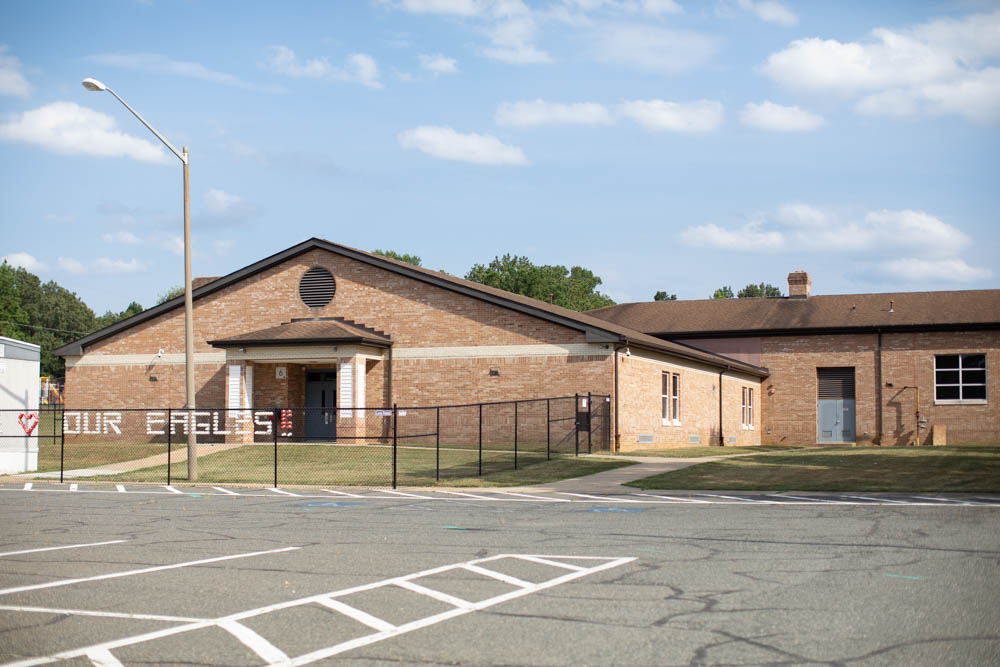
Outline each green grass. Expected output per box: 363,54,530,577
626,445,1000,492
36,438,183,473
84,443,634,487
612,445,808,458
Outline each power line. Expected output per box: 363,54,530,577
0,320,90,335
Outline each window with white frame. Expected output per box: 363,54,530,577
935,354,986,403
671,373,680,423
742,387,754,428
661,372,670,423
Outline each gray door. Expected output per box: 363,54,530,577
817,367,856,443
305,370,337,440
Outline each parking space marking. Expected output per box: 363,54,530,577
0,604,205,623
770,494,852,504
22,483,32,491
69,484,78,491
115,485,126,493
459,563,533,588
381,489,435,499
556,492,641,503
910,495,988,505
5,554,634,667
495,491,571,502
0,546,300,597
270,488,302,497
164,485,183,494
0,540,127,558
438,490,512,501
843,495,911,504
211,486,240,495
323,489,366,498
631,493,709,503
697,493,780,504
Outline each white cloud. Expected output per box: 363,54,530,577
418,53,459,73
740,101,824,131
86,53,283,93
102,231,143,245
94,258,147,274
880,258,993,283
637,0,683,15
619,99,724,132
682,205,981,278
762,10,1000,123
0,102,171,163
2,252,47,272
484,15,552,64
594,24,716,72
496,99,613,126
202,189,259,223
265,46,383,89
398,125,528,165
0,45,31,97
735,0,797,27
57,257,87,274
397,0,484,16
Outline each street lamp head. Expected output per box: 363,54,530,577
81,77,107,92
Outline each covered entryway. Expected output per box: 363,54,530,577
305,370,337,440
817,367,855,443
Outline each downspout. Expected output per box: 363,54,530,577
387,346,393,408
718,367,728,446
613,338,627,452
875,330,883,445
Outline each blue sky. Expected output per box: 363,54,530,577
1,0,998,314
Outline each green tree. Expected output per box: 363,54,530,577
156,285,184,304
712,285,734,299
737,283,783,298
373,249,422,266
94,301,145,329
0,261,29,339
653,291,677,301
465,254,615,311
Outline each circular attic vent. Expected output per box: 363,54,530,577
298,266,336,308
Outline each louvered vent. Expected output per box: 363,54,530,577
299,267,335,308
817,367,855,400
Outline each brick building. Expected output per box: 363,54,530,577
55,239,766,450
589,272,1000,446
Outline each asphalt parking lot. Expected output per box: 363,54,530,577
1,484,998,665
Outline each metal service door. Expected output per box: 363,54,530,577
305,371,337,440
817,368,855,443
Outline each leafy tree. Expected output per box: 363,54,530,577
156,286,184,304
373,249,422,266
465,254,615,311
653,291,677,301
0,261,29,339
712,285,734,299
94,301,145,329
737,282,783,298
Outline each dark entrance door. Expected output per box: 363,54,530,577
305,370,337,440
817,367,856,443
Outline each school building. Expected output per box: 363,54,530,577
54,239,998,449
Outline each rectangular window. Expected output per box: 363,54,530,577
661,372,670,422
742,387,754,427
671,373,680,423
935,354,987,403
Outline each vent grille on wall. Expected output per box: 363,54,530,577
817,367,855,400
299,267,336,308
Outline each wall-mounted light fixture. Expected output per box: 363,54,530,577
489,368,500,377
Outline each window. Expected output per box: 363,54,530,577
671,373,680,424
742,387,754,428
661,373,670,423
935,354,986,403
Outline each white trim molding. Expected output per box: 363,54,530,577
67,352,226,368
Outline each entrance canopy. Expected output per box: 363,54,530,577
208,317,391,364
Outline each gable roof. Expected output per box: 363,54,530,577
54,238,768,377
587,289,1000,338
208,317,392,348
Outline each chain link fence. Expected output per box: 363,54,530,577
0,394,610,487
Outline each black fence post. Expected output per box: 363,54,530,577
546,398,550,461
478,403,483,477
273,408,279,488
587,392,592,454
435,406,440,482
575,393,580,456
514,401,518,471
392,403,398,489
58,406,65,484
167,408,172,485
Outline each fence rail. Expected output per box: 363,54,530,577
1,394,611,488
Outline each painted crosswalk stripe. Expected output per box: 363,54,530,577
212,486,240,496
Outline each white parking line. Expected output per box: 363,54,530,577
87,647,124,667
396,579,475,610
115,485,126,493
909,495,987,505
315,597,397,632
164,486,183,494
212,486,240,496
23,483,32,491
218,620,289,664
697,493,780,504
0,540,128,558
323,489,366,498
70,484,78,491
842,495,911,504
269,488,302,497
437,490,505,501
459,563,533,589
381,489,435,499
494,491,571,502
0,546,300,597
630,493,709,503
556,492,641,503
0,604,205,623
770,494,851,504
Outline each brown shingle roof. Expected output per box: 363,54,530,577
587,290,1000,337
208,317,391,348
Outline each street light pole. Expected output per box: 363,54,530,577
82,78,198,480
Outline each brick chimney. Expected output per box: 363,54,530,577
787,271,811,298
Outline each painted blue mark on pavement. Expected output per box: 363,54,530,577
586,507,647,513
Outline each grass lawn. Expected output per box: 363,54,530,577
613,445,808,458
86,443,635,487
626,445,1000,492
36,439,183,473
